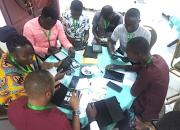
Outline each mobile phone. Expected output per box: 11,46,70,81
69,76,79,89
106,81,122,92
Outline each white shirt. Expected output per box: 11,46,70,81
90,121,100,130
111,24,151,52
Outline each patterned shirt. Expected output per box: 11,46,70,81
62,11,90,40
0,54,34,106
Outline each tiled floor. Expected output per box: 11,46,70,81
0,0,180,128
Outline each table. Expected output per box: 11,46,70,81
46,47,136,128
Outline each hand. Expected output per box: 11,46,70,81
86,103,97,122
48,47,60,55
69,92,79,110
54,72,65,81
40,62,54,70
106,64,116,70
68,47,75,58
134,117,148,130
95,36,102,43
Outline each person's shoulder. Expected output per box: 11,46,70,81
94,11,101,17
25,17,38,25
24,17,38,28
114,12,123,18
8,97,28,111
115,24,125,31
62,10,71,18
49,107,68,122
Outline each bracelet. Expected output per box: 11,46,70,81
73,109,80,116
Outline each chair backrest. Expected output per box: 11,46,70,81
174,41,180,58
144,25,157,49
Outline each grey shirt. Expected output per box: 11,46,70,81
92,11,123,38
111,24,151,52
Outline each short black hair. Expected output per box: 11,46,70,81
41,6,59,20
101,5,113,18
127,37,150,55
24,70,54,98
8,34,34,53
157,111,180,130
125,8,140,19
70,0,83,12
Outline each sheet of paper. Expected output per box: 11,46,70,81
47,67,57,77
76,78,90,90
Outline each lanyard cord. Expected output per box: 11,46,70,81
103,20,110,29
73,19,80,38
27,103,55,111
8,54,33,74
43,30,51,47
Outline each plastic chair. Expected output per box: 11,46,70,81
144,25,157,49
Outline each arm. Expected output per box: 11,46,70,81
83,30,89,45
83,17,90,44
92,13,101,42
108,26,120,55
131,72,149,97
57,21,73,50
106,64,141,72
108,38,116,55
69,92,80,130
86,104,100,130
23,24,48,55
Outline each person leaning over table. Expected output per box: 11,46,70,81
108,8,151,57
106,37,169,130
8,70,80,130
61,0,90,50
0,33,64,108
23,6,75,58
92,5,123,45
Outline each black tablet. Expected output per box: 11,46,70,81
104,69,124,82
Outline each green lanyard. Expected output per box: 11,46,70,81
8,54,33,74
27,103,55,111
103,20,110,29
146,56,152,65
127,33,134,42
43,30,51,47
73,19,80,31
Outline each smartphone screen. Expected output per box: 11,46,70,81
69,76,79,89
104,69,124,82
107,81,122,92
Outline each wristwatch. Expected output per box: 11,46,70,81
73,109,80,116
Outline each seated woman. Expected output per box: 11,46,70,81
0,29,63,108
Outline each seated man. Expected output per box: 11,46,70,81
61,0,90,50
92,5,123,45
8,70,80,130
108,8,151,56
23,6,74,58
106,37,169,130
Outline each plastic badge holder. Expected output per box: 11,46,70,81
93,44,102,53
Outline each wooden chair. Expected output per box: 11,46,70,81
169,41,180,77
144,25,157,49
